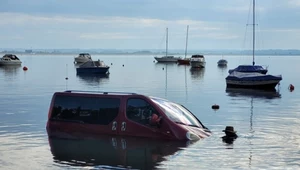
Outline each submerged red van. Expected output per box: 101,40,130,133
46,90,211,141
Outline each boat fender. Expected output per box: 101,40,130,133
212,104,220,110
23,66,28,71
289,84,295,91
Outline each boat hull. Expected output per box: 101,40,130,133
226,80,281,90
76,67,110,74
75,58,91,63
154,56,180,62
190,61,205,68
0,61,22,66
177,58,190,65
225,72,282,90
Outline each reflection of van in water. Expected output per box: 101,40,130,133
46,90,211,141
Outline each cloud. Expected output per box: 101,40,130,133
288,0,300,6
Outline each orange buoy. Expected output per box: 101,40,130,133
289,84,295,91
23,66,28,71
212,104,220,110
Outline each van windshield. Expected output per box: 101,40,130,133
150,97,202,128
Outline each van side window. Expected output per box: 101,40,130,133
51,95,120,125
126,98,158,126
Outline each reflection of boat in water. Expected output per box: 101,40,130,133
77,74,109,86
47,129,192,169
0,65,22,76
190,67,205,79
226,87,281,99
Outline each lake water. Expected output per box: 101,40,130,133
0,53,299,170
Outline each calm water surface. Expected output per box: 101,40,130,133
0,53,299,170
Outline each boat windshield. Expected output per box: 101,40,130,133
150,97,202,128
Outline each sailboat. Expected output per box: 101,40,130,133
178,25,190,65
226,0,282,90
154,28,181,62
228,0,267,74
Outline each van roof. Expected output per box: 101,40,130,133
62,90,138,95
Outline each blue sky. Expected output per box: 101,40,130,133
1,0,300,50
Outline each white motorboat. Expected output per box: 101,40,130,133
190,54,205,68
74,53,92,63
0,54,22,66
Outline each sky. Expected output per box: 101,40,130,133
1,0,300,50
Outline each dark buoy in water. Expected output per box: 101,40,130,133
122,64,124,67
289,84,295,92
111,63,113,65
65,77,68,80
162,68,164,70
23,66,28,71
212,104,220,110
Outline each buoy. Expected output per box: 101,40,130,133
111,63,113,65
162,68,164,70
122,64,124,67
289,84,295,91
65,77,68,80
212,104,220,110
23,66,28,71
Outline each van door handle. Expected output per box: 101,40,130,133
112,121,117,131
121,122,126,131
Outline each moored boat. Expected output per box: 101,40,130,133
225,71,282,90
0,54,22,66
217,59,228,66
74,53,92,63
76,60,110,74
190,54,205,68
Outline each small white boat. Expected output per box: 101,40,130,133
74,53,92,63
190,54,205,68
0,54,22,66
154,56,181,62
217,59,228,66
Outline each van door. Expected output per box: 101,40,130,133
117,97,168,139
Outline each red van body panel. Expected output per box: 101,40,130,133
46,91,210,141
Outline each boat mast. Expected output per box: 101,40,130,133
252,0,255,66
184,25,189,59
166,27,168,57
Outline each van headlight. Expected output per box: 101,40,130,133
186,131,201,141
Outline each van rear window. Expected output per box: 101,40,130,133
50,95,120,125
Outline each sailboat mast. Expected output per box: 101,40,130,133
252,0,255,66
166,27,168,57
184,25,189,59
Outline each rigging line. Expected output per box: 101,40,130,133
241,0,253,64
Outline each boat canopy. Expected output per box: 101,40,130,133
191,54,204,58
3,54,19,60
